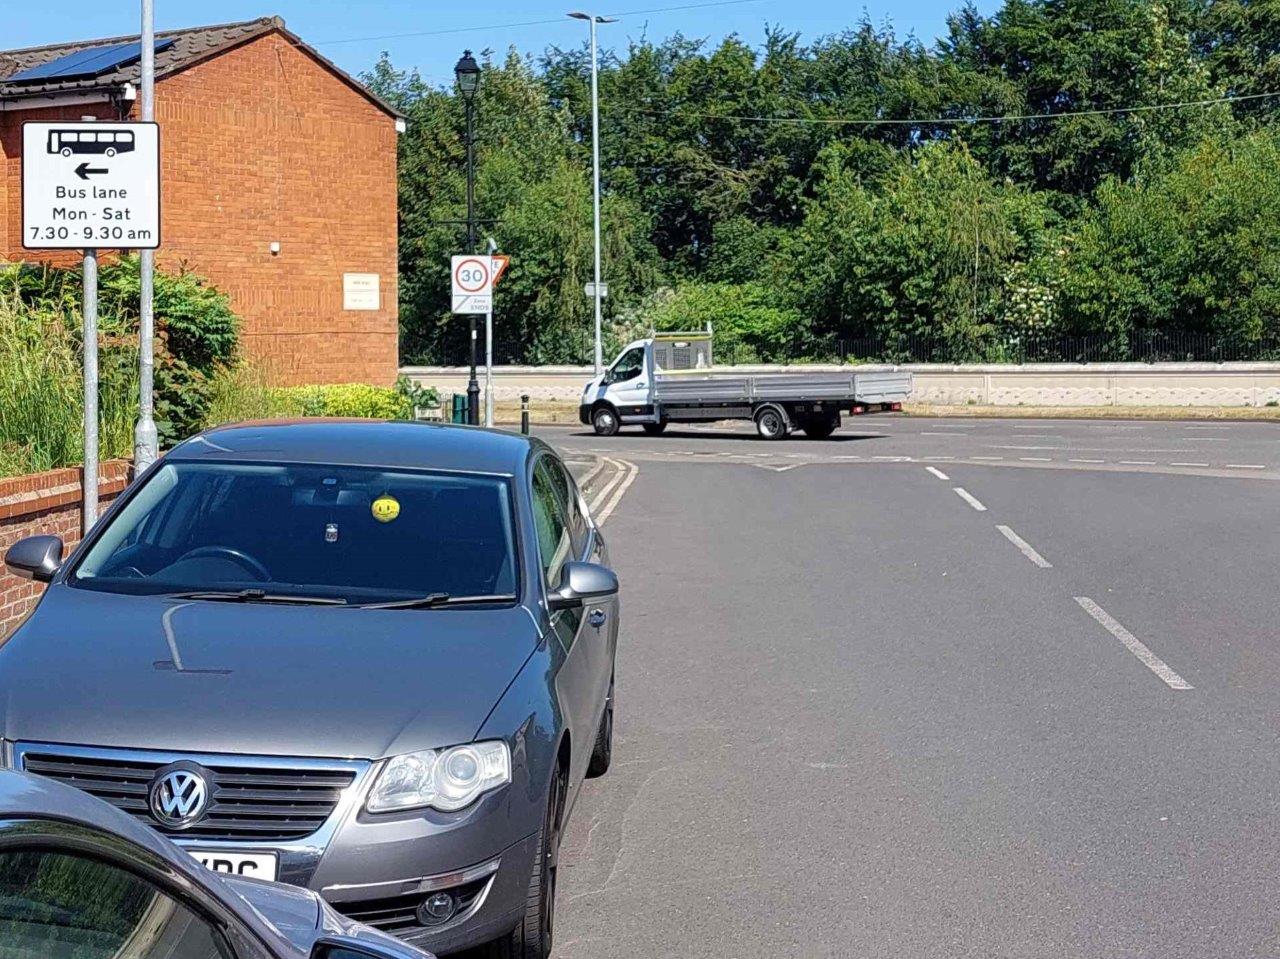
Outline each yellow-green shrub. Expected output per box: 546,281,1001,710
271,383,413,420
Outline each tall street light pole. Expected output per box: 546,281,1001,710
454,50,482,425
568,12,615,376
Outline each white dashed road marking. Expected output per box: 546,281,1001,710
996,525,1052,568
925,466,950,481
1169,462,1209,468
1074,597,1193,690
953,487,987,511
1069,459,1105,464
1225,464,1266,470
1120,460,1157,466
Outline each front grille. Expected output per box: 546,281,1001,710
20,746,358,841
334,877,491,936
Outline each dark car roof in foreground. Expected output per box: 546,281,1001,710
170,419,543,475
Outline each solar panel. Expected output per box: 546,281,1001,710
6,38,174,84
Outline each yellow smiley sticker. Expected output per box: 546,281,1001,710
371,495,401,523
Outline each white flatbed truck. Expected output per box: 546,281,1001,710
578,333,913,439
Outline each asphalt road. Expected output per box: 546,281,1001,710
544,417,1280,958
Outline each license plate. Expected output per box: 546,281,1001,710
190,850,278,882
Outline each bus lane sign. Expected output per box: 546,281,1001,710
22,121,160,249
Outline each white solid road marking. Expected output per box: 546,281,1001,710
996,525,1052,568
576,457,608,492
592,459,639,525
1186,425,1231,429
1225,463,1267,470
925,466,950,480
586,459,628,515
953,487,987,511
1074,597,1193,690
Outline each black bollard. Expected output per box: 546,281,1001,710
521,394,530,435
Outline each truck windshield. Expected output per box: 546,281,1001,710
69,462,518,606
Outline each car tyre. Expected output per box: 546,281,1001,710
641,422,667,436
592,406,620,436
486,765,566,959
586,674,614,777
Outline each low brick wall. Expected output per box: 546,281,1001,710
0,460,132,638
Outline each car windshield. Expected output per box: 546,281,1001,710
69,461,518,605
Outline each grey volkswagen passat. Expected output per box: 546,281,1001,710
0,768,433,959
0,421,620,958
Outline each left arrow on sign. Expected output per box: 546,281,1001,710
75,163,109,180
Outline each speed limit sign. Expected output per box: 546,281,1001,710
451,255,492,313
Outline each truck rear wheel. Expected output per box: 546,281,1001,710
801,413,838,439
754,406,787,440
591,406,620,436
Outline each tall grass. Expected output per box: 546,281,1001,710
0,288,137,476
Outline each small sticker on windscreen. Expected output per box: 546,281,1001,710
371,495,400,523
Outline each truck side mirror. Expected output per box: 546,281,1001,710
4,535,64,583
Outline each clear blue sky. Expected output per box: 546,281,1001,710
7,1,996,88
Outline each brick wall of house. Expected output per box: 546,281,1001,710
1,28,400,386
145,33,399,385
0,460,131,639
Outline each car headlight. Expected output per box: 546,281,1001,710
366,741,511,813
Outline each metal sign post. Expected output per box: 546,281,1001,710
82,248,98,531
135,0,159,469
482,245,509,428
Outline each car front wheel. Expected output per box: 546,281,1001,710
587,674,614,777
487,766,565,958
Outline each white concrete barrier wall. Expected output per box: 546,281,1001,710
401,363,1280,408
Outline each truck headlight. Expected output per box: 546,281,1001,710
366,742,511,813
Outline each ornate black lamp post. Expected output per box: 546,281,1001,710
454,50,481,425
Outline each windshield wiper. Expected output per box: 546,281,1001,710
166,589,348,606
357,593,517,610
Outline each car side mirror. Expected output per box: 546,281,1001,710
4,535,63,583
310,935,423,959
548,561,619,611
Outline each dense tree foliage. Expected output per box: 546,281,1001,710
366,0,1280,364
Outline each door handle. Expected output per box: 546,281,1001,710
588,608,607,628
